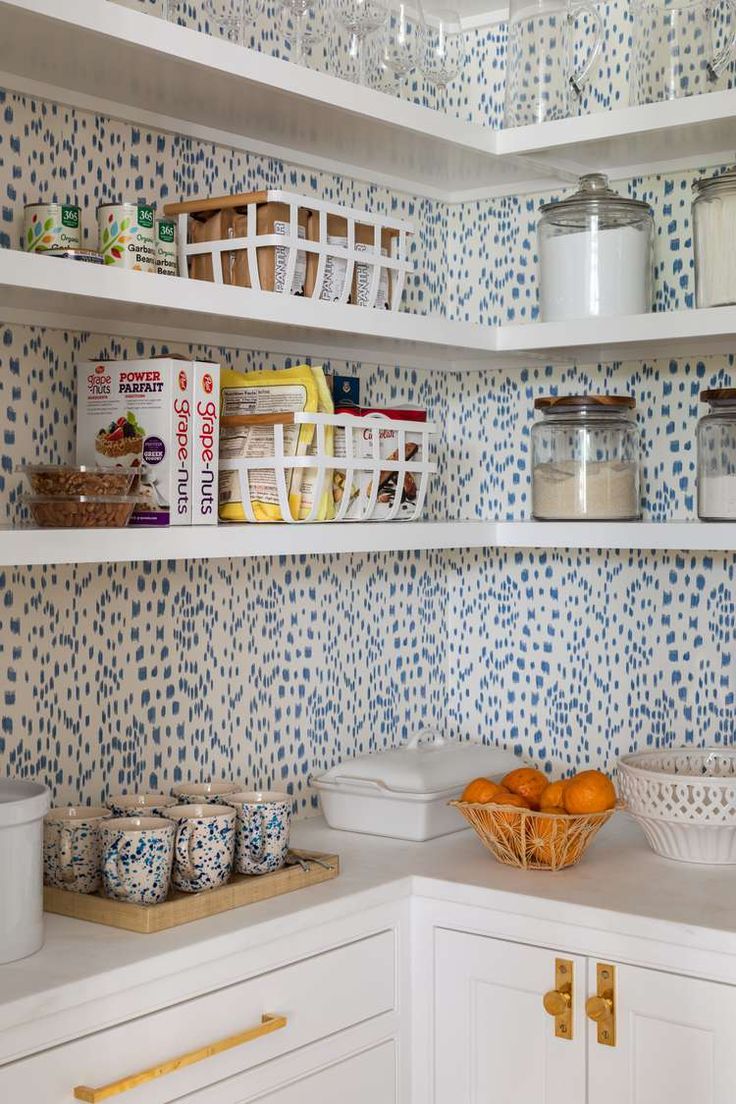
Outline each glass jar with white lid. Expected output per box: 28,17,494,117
531,395,642,521
538,173,654,322
697,389,736,520
692,169,736,308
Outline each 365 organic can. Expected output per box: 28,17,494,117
155,218,178,277
97,202,155,272
23,203,81,253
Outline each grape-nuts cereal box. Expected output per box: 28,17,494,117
76,358,193,527
192,362,220,525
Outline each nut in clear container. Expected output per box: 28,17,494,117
531,395,641,521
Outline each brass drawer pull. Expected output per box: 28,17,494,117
586,963,616,1046
73,1013,287,1102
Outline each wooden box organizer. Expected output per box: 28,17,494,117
163,189,414,310
44,850,339,934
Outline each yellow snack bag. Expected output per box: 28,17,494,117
218,365,319,522
299,365,335,521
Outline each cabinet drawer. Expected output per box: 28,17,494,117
0,930,395,1104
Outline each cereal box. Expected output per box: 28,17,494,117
76,358,194,527
192,362,220,525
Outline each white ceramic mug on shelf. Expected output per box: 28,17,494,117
43,806,109,894
168,803,236,893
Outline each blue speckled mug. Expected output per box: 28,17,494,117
168,804,236,893
230,791,292,876
99,816,175,905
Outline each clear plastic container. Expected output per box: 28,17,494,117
18,465,135,497
538,174,654,321
531,396,641,520
25,495,138,528
692,170,736,308
697,389,736,521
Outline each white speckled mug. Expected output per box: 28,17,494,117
170,781,239,806
99,816,176,905
168,804,236,893
106,793,176,818
43,806,109,894
230,791,292,876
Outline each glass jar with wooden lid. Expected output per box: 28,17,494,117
531,395,641,521
697,388,736,520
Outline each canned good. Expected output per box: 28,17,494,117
97,202,155,272
44,248,104,264
23,203,81,253
155,217,178,277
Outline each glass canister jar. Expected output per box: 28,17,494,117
538,174,654,321
531,396,642,520
697,389,736,520
692,170,736,308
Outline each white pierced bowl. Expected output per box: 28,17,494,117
617,748,736,864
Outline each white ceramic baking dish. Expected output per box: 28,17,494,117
311,731,525,841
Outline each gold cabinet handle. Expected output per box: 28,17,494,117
73,1013,287,1103
587,962,616,1047
542,958,573,1040
543,988,571,1017
585,995,613,1022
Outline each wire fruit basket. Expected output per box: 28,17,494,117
451,801,616,871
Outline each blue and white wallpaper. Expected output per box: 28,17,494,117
2,4,736,809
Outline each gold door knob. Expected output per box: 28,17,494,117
543,989,571,1017
586,995,613,1022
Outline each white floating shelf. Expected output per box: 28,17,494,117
8,252,736,368
4,0,735,201
0,251,501,371
498,306,736,365
1,520,733,567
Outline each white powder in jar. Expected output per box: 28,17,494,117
694,194,736,308
539,224,651,321
532,459,641,520
698,474,736,519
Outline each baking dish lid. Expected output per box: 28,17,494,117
312,731,523,798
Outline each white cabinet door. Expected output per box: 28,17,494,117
587,960,736,1104
434,929,586,1104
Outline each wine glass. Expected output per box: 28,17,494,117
280,0,329,65
378,3,422,86
419,6,464,88
199,0,261,43
334,0,390,84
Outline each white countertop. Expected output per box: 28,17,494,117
2,814,736,1064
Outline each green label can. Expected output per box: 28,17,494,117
97,202,156,272
24,203,82,253
156,218,178,277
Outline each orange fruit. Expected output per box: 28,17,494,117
460,777,506,804
490,791,530,826
501,767,549,810
530,808,567,864
563,770,617,815
539,779,569,811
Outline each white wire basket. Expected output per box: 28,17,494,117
617,748,736,864
219,411,437,524
164,190,414,311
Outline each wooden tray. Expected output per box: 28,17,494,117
43,851,339,934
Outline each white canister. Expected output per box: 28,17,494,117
97,202,156,272
23,202,81,253
693,169,736,308
0,779,50,963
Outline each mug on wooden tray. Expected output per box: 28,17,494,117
229,791,292,876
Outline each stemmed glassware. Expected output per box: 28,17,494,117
165,0,261,44
334,0,391,84
418,6,464,88
377,3,422,87
280,0,329,66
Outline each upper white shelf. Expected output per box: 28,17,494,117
7,251,736,369
1,251,501,371
1,520,733,567
2,0,736,202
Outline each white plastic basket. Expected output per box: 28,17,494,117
167,189,414,311
219,411,437,524
617,748,736,864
